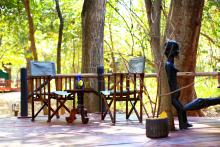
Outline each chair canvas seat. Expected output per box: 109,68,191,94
52,91,70,97
101,90,138,96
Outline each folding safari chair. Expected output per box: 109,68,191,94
29,61,56,121
101,57,145,124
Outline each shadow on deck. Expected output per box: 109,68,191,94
0,114,220,146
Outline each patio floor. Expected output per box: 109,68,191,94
0,114,220,147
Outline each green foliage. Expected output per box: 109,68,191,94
197,0,220,72
104,0,153,73
195,77,220,98
0,0,26,70
0,0,219,96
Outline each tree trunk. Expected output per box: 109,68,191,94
23,0,38,62
55,0,64,74
23,0,40,114
165,0,204,116
145,0,175,130
81,0,106,112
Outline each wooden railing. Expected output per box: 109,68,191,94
28,72,220,93
28,72,220,104
0,79,20,92
54,72,219,78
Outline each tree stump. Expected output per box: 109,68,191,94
145,118,169,138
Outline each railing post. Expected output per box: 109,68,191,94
97,66,105,112
20,68,28,117
76,74,84,107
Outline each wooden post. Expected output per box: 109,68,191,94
97,66,104,112
20,68,28,117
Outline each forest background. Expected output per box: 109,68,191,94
0,0,219,129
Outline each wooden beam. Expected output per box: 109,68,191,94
28,72,220,79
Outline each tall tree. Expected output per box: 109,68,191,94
165,0,205,116
145,0,175,130
55,0,64,74
23,0,38,62
81,0,106,112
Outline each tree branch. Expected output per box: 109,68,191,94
200,32,220,49
55,0,64,74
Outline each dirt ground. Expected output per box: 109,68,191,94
0,92,220,117
0,92,20,117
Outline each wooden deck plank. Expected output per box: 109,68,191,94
0,114,220,146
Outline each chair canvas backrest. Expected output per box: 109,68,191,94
128,56,145,73
30,61,56,76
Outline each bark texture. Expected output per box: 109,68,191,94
145,0,175,130
81,0,106,112
165,0,204,116
23,0,38,61
23,0,38,110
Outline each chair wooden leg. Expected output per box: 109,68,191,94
31,96,35,121
113,99,116,124
62,104,70,113
102,99,113,120
140,98,143,123
35,104,46,118
50,99,68,119
126,99,128,119
102,96,114,123
47,96,51,122
56,98,59,118
128,100,143,122
127,100,138,118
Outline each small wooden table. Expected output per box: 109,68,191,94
66,88,98,124
48,88,98,124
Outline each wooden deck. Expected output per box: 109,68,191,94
0,114,220,146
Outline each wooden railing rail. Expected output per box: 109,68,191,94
28,72,220,90
53,71,220,78
27,72,220,94
177,72,219,77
